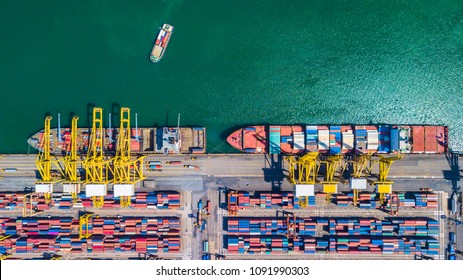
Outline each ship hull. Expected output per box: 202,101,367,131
226,125,448,155
27,127,206,155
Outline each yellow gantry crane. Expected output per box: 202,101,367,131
79,213,93,239
112,108,145,208
0,253,11,260
83,108,112,208
227,191,238,215
286,152,319,208
349,153,373,206
373,154,403,204
35,116,64,204
320,154,343,203
63,116,82,202
0,235,12,242
22,192,39,217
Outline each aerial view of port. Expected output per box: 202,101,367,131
0,0,462,262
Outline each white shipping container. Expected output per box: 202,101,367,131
35,184,53,194
367,130,379,144
294,184,315,197
85,184,107,197
319,141,329,150
342,131,354,149
114,184,135,197
318,130,329,137
349,178,367,190
293,132,305,150
306,125,317,131
318,130,329,149
367,144,379,150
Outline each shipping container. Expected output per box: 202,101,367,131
269,126,281,154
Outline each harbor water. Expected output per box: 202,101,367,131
1,0,463,153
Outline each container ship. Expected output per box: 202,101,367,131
227,125,448,154
150,23,173,63
27,126,206,155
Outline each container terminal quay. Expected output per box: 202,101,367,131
0,109,461,261
0,153,461,260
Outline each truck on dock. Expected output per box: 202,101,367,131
184,165,200,170
1,168,17,172
203,240,209,253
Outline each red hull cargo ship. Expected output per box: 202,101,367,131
227,125,448,155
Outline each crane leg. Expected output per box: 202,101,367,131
325,193,332,203
353,189,359,206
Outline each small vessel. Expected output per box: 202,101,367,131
150,23,174,63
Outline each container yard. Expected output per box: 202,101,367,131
0,151,461,260
226,217,440,256
0,216,181,255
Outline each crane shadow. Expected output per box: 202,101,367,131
262,154,285,192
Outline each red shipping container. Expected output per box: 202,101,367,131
412,126,425,153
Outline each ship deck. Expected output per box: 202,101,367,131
28,127,206,155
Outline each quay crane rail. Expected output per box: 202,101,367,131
112,108,145,208
83,108,112,208
286,152,319,208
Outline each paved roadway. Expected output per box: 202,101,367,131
0,153,456,178
0,153,459,260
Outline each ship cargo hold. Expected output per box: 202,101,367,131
27,126,206,155
227,125,448,155
150,24,174,63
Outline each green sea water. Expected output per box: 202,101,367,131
1,0,463,153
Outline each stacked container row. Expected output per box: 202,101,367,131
230,191,296,210
0,191,181,211
333,192,438,210
0,217,181,254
